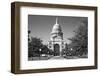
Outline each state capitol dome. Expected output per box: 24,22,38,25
50,17,63,40
51,17,62,34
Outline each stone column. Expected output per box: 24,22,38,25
60,44,62,56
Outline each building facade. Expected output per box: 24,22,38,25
48,17,66,56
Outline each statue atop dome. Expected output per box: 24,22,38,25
56,17,58,24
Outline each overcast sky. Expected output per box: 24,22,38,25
28,15,87,44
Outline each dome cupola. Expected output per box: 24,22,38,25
51,17,62,34
50,17,63,40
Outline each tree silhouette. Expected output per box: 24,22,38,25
28,36,52,57
41,45,49,54
28,37,43,57
68,18,88,56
